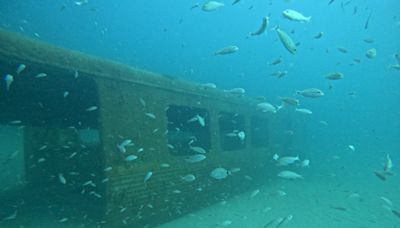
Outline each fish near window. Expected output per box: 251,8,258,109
166,105,210,156
251,116,269,147
219,112,246,151
0,68,99,129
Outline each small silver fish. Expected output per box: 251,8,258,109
125,155,138,161
185,154,206,163
295,108,312,115
337,47,348,53
59,218,69,223
282,9,311,22
144,112,156,119
4,74,14,91
85,106,98,111
314,32,324,39
104,166,112,172
264,217,284,228
35,73,48,78
384,154,393,173
271,70,287,78
237,131,245,141
214,45,239,55
199,83,217,89
74,70,79,79
181,174,196,182
325,72,344,80
58,173,67,184
120,139,134,147
296,88,324,98
277,170,303,179
144,171,153,183
300,159,310,167
250,189,260,198
232,0,240,5
224,88,246,94
139,98,146,107
202,1,225,12
256,102,277,113
16,64,26,74
380,196,393,207
74,0,88,6
279,97,299,106
250,16,269,36
2,210,17,221
190,146,207,154
187,114,205,127
277,155,300,166
276,28,297,54
365,48,377,59
210,167,230,180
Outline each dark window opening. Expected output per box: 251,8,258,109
166,105,210,156
0,66,99,129
0,65,104,223
219,112,246,151
251,116,269,147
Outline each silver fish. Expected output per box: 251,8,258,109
224,87,245,94
295,108,312,114
190,146,207,154
199,83,217,89
256,102,277,113
144,112,156,119
276,28,297,54
85,106,98,111
144,171,153,183
277,155,300,166
296,88,324,98
214,45,239,55
125,154,138,161
181,174,196,182
210,167,230,180
282,9,312,23
185,154,206,163
325,72,344,80
4,74,14,91
16,64,26,74
279,97,299,106
35,73,48,78
202,1,225,12
58,173,67,184
250,16,269,36
366,48,377,59
232,0,240,5
271,70,287,78
277,170,303,179
187,114,205,127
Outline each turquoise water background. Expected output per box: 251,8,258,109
0,0,399,227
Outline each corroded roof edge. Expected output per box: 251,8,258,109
0,28,258,106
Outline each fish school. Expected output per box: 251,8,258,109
0,29,284,227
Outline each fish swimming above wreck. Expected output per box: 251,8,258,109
0,1,398,227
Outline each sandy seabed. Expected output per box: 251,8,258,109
159,172,400,228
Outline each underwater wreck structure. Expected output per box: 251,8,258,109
0,29,278,227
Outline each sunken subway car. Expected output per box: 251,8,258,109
0,29,281,227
